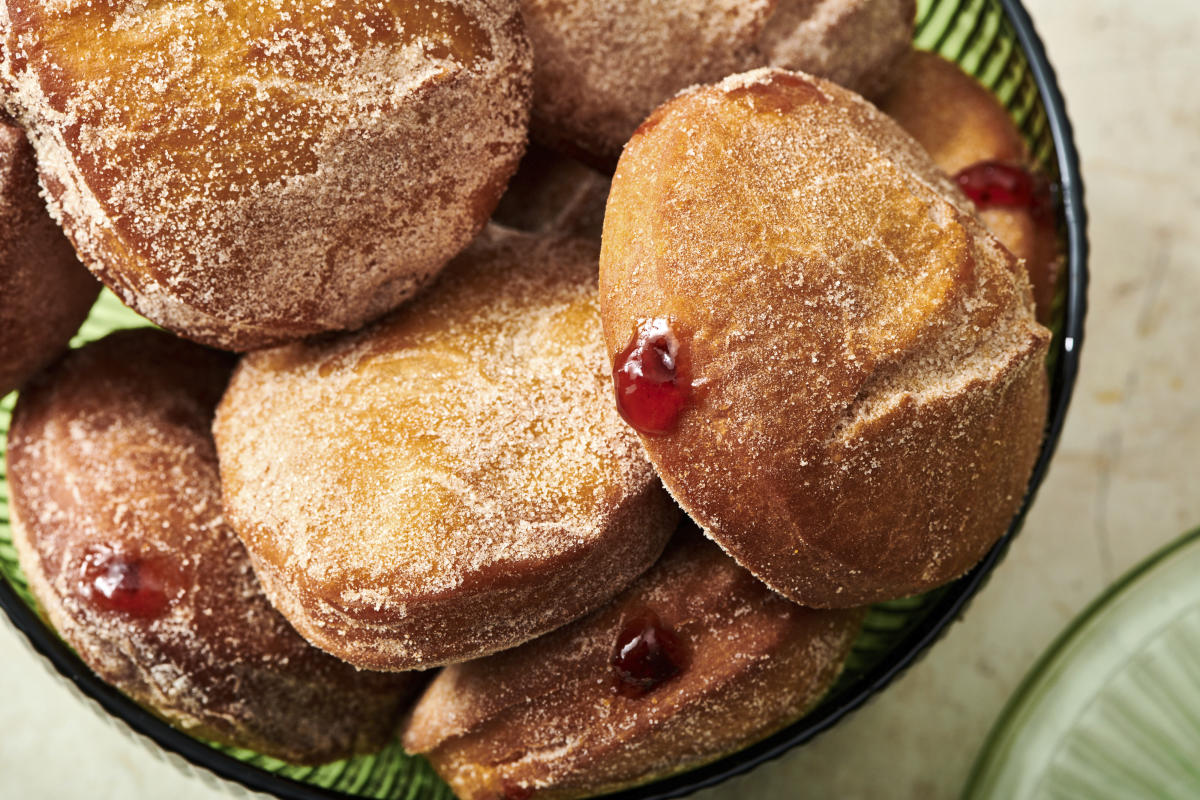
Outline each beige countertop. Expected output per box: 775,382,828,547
3,1,1198,797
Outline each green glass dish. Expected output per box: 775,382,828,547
0,0,1087,797
965,528,1200,799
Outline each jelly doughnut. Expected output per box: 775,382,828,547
0,119,98,396
879,50,1060,321
214,228,679,671
403,526,863,799
6,330,420,763
0,0,532,350
599,69,1050,608
523,0,915,163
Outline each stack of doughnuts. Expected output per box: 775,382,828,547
1,1,1059,796
7,331,421,762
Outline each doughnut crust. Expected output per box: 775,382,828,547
758,0,918,99
599,69,1051,608
6,330,419,763
0,0,531,350
523,0,915,164
214,228,679,671
0,119,97,396
403,527,864,800
879,50,1060,321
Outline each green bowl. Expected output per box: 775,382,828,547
0,0,1088,797
965,528,1200,799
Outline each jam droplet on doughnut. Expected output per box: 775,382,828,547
613,318,692,436
79,549,172,618
954,161,1038,210
612,609,689,698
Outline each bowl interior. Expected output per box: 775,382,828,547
0,0,1086,798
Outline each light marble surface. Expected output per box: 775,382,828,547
3,1,1198,797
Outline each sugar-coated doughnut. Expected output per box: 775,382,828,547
492,144,609,239
523,0,915,164
6,330,420,763
403,526,863,800
599,69,1050,608
758,0,918,99
0,119,97,396
879,50,1060,320
214,228,679,671
0,0,532,350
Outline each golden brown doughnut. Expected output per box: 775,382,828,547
878,50,1060,321
0,118,97,396
214,228,679,671
599,69,1050,608
492,144,609,239
6,330,420,763
523,0,915,164
0,0,532,350
403,526,864,800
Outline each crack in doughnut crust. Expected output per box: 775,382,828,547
0,0,532,350
214,228,679,671
522,0,914,164
0,118,98,396
879,50,1061,322
6,330,420,764
599,69,1050,608
403,527,864,800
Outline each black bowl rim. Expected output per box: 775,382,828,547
0,0,1088,797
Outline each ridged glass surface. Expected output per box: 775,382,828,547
966,529,1200,800
0,0,1063,797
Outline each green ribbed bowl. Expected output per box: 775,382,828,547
0,0,1087,797
965,529,1200,800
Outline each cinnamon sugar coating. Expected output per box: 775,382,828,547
600,69,1051,608
404,527,864,800
6,330,419,763
879,50,1060,321
0,0,532,350
0,119,98,396
758,0,917,99
522,0,914,164
214,228,679,671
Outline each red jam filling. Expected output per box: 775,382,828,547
612,318,691,436
612,609,689,698
79,549,172,618
954,160,1041,210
